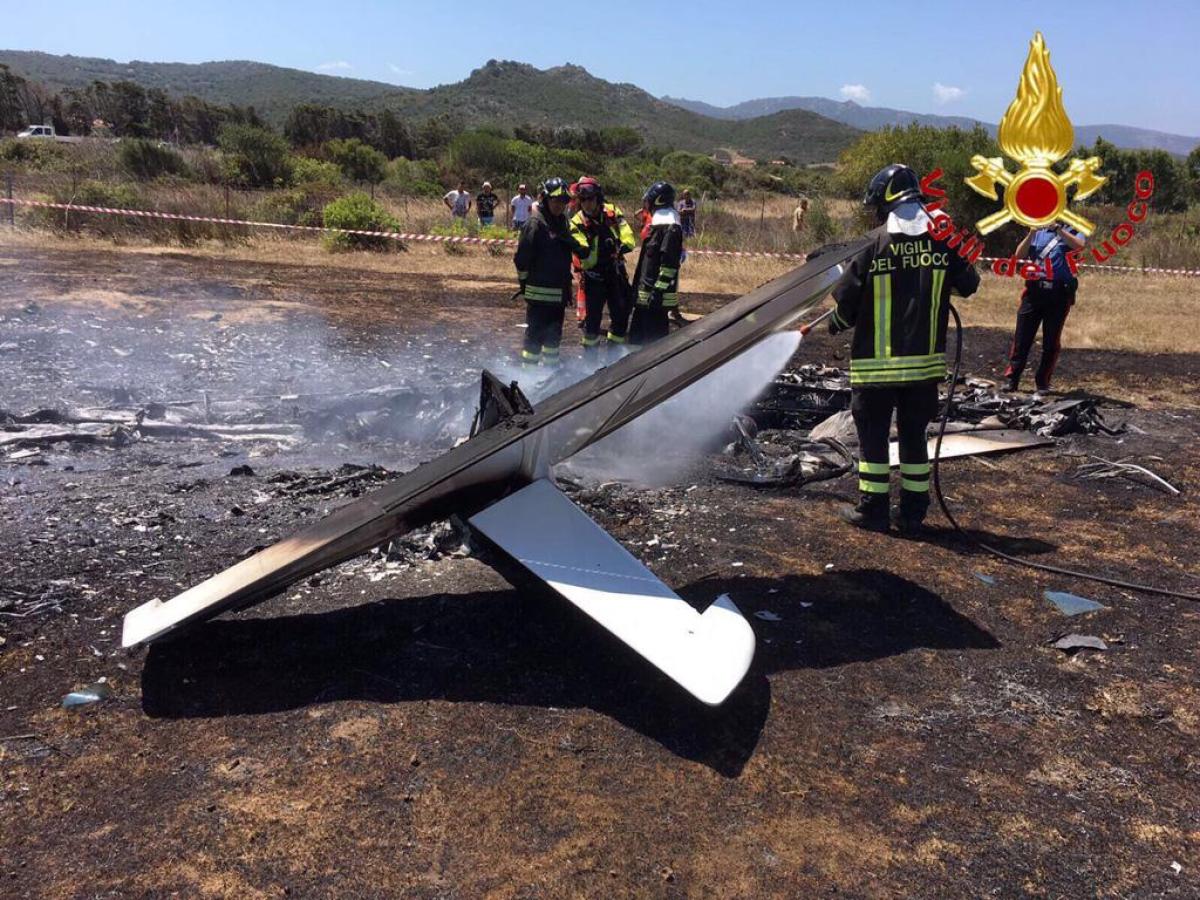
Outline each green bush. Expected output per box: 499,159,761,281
324,138,387,186
660,151,727,196
837,124,999,228
71,181,141,208
446,129,597,191
218,124,293,188
385,157,444,198
119,138,190,180
184,146,225,184
322,192,400,251
804,198,840,244
292,156,343,187
27,180,142,235
0,137,66,170
253,187,329,227
1072,139,1191,213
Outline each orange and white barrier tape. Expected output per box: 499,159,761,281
0,196,807,259
978,255,1200,277
2,197,1196,275
0,196,511,246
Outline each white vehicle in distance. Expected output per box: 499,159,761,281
16,124,83,143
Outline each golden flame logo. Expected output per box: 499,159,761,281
965,32,1106,235
998,33,1073,163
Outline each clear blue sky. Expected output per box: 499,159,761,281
4,0,1198,134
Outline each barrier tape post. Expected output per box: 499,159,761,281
0,196,1196,276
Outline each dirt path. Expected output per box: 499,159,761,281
2,243,1198,897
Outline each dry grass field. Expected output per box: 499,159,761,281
1,230,1198,897
4,227,1193,357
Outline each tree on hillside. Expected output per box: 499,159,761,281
325,138,387,186
178,95,227,145
107,81,152,137
60,88,93,135
837,124,1000,232
147,88,179,142
415,116,456,157
1187,146,1200,204
376,109,413,159
14,78,55,128
218,123,293,188
1073,138,1191,212
0,65,27,132
594,126,642,157
284,104,372,149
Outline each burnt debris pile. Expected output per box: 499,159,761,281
1,380,476,459
718,366,1132,487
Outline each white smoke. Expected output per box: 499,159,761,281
560,331,802,486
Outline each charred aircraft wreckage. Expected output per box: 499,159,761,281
124,236,876,705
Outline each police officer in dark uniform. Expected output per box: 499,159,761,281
829,164,981,533
1003,223,1086,394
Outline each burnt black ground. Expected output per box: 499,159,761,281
2,241,1199,898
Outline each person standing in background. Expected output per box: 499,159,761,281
476,182,499,227
509,183,534,230
677,189,697,238
792,197,809,233
1003,223,1086,395
443,180,471,220
636,197,653,240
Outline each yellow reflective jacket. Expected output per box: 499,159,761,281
568,203,636,271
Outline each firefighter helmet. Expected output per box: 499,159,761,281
575,175,602,201
643,181,676,209
864,164,922,211
540,177,570,203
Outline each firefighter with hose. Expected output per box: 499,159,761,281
568,176,637,359
514,177,574,368
827,164,980,534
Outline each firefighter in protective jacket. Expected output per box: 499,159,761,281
513,177,574,368
568,177,636,356
829,163,980,533
630,181,683,346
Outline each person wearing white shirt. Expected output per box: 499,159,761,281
443,181,472,219
509,183,534,230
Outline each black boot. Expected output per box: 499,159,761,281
895,492,930,536
841,493,890,533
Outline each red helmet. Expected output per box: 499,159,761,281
575,175,602,200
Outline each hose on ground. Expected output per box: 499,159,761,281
932,303,1200,602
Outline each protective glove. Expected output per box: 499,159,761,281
827,315,844,335
600,236,616,257
649,289,665,312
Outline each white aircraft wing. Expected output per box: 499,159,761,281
469,478,755,706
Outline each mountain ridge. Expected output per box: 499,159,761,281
661,94,1199,156
0,51,858,164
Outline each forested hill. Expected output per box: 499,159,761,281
0,50,413,120
0,51,860,163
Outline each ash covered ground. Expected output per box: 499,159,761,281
2,242,1199,897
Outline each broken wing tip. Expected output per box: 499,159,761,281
690,596,756,705
121,598,166,648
